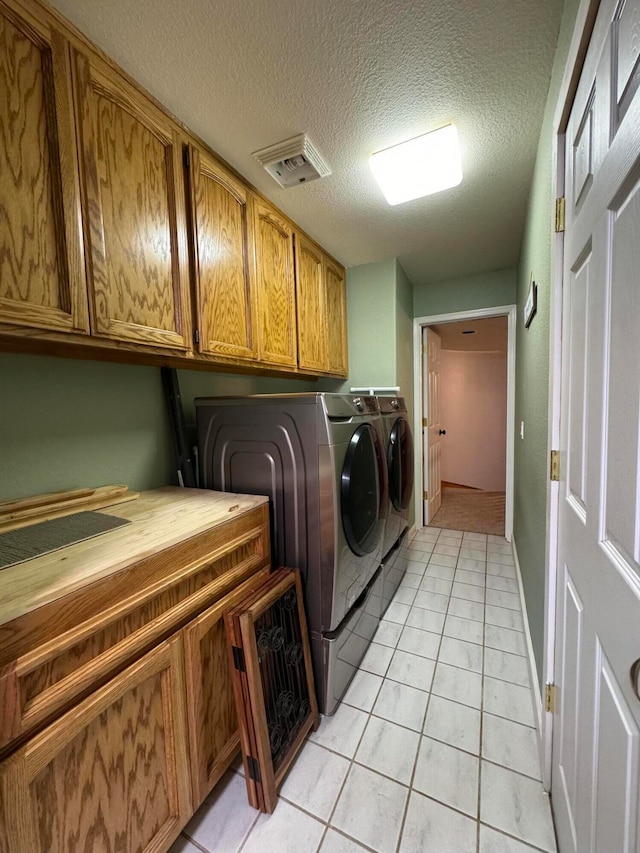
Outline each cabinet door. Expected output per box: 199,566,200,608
295,234,327,372
0,635,191,853
325,258,348,376
189,147,257,359
182,567,269,807
73,51,191,350
252,199,297,367
0,1,88,334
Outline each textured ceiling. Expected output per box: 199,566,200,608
431,317,508,352
50,0,564,285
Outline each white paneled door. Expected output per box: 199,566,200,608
552,1,640,851
423,327,442,523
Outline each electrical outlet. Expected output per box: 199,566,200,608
520,421,525,440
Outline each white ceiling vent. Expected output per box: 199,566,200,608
252,134,331,188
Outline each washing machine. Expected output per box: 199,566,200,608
378,397,415,615
196,393,388,713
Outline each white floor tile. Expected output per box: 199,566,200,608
374,620,403,648
399,791,477,853
484,623,526,656
373,678,429,731
406,606,446,634
486,575,519,593
438,528,463,539
483,677,535,727
343,670,383,712
413,736,479,816
391,585,418,606
485,604,523,631
405,559,427,576
168,837,201,853
487,542,513,556
479,824,544,852
482,714,541,780
439,635,483,672
484,647,530,687
425,562,456,580
444,614,484,645
480,762,556,852
487,552,515,567
180,770,257,852
319,828,370,852
242,798,325,853
434,543,460,557
408,538,435,553
486,589,521,611
419,575,453,595
460,546,486,560
423,694,481,754
487,534,508,544
331,764,408,853
448,597,485,622
384,602,411,625
397,625,440,659
451,581,485,603
438,534,464,547
356,716,420,785
387,649,435,692
413,530,439,544
487,562,517,579
429,553,458,568
463,531,488,543
359,642,395,676
432,662,483,708
399,572,421,590
310,703,369,757
413,589,450,613
280,742,350,820
457,557,487,573
455,568,486,587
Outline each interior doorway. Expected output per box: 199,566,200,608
413,305,516,540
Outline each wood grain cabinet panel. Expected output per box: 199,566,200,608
295,234,327,372
0,636,191,853
252,198,297,367
73,50,191,350
325,258,348,376
182,567,270,807
0,1,88,334
189,147,257,360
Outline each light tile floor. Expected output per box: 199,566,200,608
170,528,557,853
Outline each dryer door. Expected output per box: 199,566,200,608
388,416,414,511
340,424,381,555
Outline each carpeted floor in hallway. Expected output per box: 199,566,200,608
429,486,505,536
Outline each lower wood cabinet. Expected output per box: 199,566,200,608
0,635,192,853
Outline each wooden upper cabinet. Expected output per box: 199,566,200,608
325,258,348,376
0,1,88,334
252,198,297,367
295,234,327,372
0,636,191,853
72,50,191,350
188,146,257,360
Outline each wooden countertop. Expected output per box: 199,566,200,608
0,487,268,627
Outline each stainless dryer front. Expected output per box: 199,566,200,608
196,392,387,713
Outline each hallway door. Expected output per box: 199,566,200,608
423,327,442,523
552,1,640,850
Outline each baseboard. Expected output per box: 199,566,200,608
511,538,544,746
406,523,416,542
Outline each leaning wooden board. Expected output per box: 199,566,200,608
0,487,268,627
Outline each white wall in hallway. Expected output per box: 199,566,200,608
440,349,507,491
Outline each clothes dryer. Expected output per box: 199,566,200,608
196,393,388,713
378,397,414,615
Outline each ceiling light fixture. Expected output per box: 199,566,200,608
369,124,463,206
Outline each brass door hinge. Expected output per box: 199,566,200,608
550,450,560,481
545,682,556,713
555,197,566,233
422,417,428,427
423,490,428,500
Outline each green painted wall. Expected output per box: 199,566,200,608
0,352,318,502
413,268,517,317
514,0,581,686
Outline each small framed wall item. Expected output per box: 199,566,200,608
524,280,537,328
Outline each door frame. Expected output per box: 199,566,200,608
412,304,517,540
542,0,602,792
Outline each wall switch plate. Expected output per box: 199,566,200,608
520,421,525,439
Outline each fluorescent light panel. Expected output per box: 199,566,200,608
369,124,462,205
